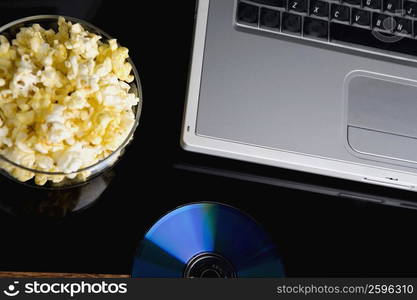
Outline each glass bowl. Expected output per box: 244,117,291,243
0,15,142,189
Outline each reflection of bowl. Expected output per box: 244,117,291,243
0,15,142,188
0,168,115,219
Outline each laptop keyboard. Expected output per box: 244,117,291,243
235,0,417,59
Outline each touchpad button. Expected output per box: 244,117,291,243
345,72,417,164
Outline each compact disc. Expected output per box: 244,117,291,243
132,202,285,278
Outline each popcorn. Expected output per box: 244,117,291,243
0,17,140,185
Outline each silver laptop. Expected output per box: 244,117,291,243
182,0,417,192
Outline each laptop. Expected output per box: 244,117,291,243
182,0,417,192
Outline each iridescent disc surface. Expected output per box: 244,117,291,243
132,203,285,278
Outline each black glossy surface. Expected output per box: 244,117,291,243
1,0,417,277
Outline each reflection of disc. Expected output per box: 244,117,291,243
132,203,285,278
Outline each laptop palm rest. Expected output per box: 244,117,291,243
346,73,417,165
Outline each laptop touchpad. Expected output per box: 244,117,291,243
345,72,417,165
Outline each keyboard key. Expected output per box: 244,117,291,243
363,0,382,9
303,17,329,38
331,22,417,57
384,0,402,13
310,0,330,17
394,17,412,35
282,12,302,34
288,0,308,13
342,0,362,6
249,0,287,8
331,4,351,22
237,2,260,25
352,8,371,27
372,13,394,31
260,8,281,29
404,1,417,18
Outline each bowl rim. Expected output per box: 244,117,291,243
0,15,142,176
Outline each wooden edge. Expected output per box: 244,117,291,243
0,272,130,278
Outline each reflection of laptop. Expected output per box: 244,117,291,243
182,0,417,192
174,162,417,210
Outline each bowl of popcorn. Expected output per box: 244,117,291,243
0,15,142,187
